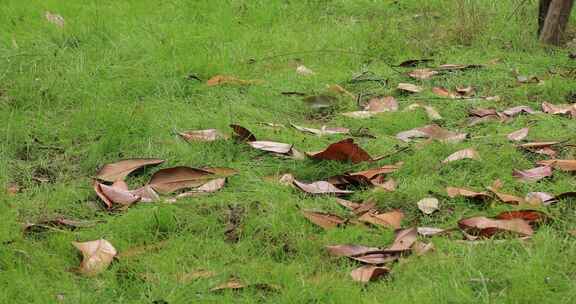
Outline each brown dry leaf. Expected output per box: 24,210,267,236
149,166,235,193
326,244,380,257
502,106,537,117
335,198,376,215
248,141,293,154
307,138,372,163
494,210,548,225
364,96,398,112
350,265,390,283
302,210,346,229
206,75,261,86
72,239,117,276
408,69,438,80
442,148,480,163
507,128,529,142
168,178,227,202
178,129,227,142
397,83,423,93
396,124,467,143
542,102,576,117
112,180,129,191
458,217,533,237
525,192,555,206
349,163,402,180
417,197,439,215
417,227,448,237
230,124,257,142
446,187,490,200
388,227,418,251
96,182,141,207
291,124,349,136
372,177,397,192
45,11,65,28
358,210,403,229
432,87,455,98
470,108,499,117
512,166,552,182
537,159,576,171
293,180,353,195
96,158,165,182
129,185,160,203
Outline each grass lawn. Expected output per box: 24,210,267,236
2,0,576,303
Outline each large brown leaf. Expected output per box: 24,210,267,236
149,166,234,193
542,102,576,117
388,227,418,251
167,178,227,202
248,141,293,154
96,158,165,182
537,159,576,171
358,210,403,229
72,239,117,276
446,187,490,200
494,210,548,225
507,128,529,142
293,180,353,195
364,96,398,112
302,210,346,229
96,182,141,207
350,265,390,283
307,138,372,163
458,217,533,237
442,148,480,163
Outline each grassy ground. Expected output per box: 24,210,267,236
1,0,576,303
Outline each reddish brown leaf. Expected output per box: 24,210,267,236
98,183,141,206
518,142,559,157
178,129,227,142
95,158,165,182
442,148,480,163
397,83,423,93
149,166,234,194
302,210,346,229
469,108,499,117
350,265,390,283
512,166,552,182
458,217,533,237
446,187,490,200
230,124,257,142
72,239,117,276
293,180,353,195
537,159,576,171
307,138,372,163
507,128,529,142
358,210,403,229
495,210,548,225
388,227,418,251
348,163,402,180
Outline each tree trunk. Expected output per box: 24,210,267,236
539,0,575,45
539,0,552,36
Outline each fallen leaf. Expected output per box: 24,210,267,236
537,159,576,171
372,177,397,192
502,106,537,117
525,192,555,206
45,11,65,28
296,65,315,76
487,180,525,205
149,166,235,193
350,266,390,283
293,180,353,195
446,187,490,200
291,124,349,136
417,227,448,237
95,182,141,207
397,83,423,93
335,198,376,215
388,228,418,251
417,197,439,215
408,69,438,80
518,141,559,157
307,138,372,163
512,166,552,182
348,163,402,180
326,244,380,257
507,128,529,141
230,124,257,142
358,210,403,229
432,87,455,98
72,239,117,276
302,210,346,229
178,129,227,142
129,185,160,203
96,158,165,182
248,141,293,154
542,102,576,117
397,59,433,67
364,96,398,112
442,148,480,163
458,217,533,237
207,75,261,86
494,210,548,225
168,178,227,202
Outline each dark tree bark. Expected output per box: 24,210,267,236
539,0,574,45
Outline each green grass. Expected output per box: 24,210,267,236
1,0,576,303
